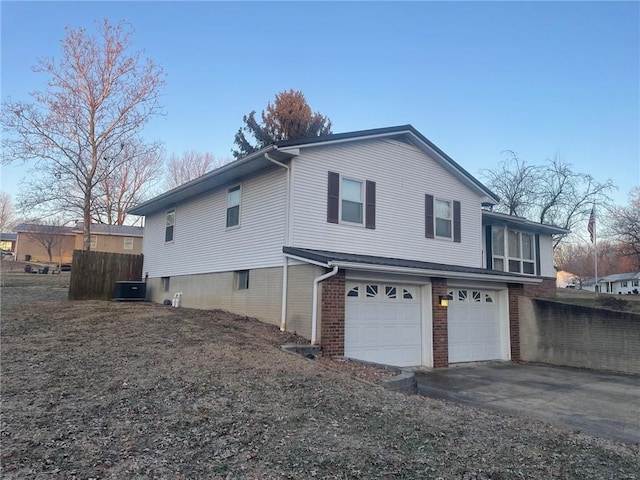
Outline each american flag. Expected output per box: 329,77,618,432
587,205,596,243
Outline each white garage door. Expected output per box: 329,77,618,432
448,288,502,363
344,282,422,367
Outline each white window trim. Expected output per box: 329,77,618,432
165,209,175,243
339,176,365,226
435,198,453,240
496,228,536,275
123,236,134,250
236,270,249,290
226,184,242,229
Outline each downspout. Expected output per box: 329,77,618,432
265,151,290,331
311,265,339,345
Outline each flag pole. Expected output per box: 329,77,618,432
594,203,598,296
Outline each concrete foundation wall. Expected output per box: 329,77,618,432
520,297,640,374
146,266,283,328
285,264,324,339
146,263,323,340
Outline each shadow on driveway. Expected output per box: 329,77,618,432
415,362,640,444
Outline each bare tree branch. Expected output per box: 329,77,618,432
2,20,165,249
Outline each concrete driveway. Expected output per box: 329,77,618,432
415,362,640,444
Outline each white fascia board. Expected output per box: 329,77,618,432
328,261,542,284
283,252,330,268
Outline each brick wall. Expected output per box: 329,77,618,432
519,297,640,374
431,278,449,368
523,277,556,298
320,270,345,357
508,283,523,362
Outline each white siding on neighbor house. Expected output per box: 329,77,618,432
142,166,287,278
290,138,484,268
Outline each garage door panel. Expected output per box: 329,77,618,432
345,282,422,368
448,289,504,363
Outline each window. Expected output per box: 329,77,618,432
494,229,536,275
521,233,535,274
341,178,363,224
165,209,175,242
123,237,134,250
161,277,170,292
227,185,241,228
633,280,639,287
90,235,97,249
622,281,628,287
435,199,452,238
236,270,249,290
426,195,460,242
327,172,375,228
492,227,505,271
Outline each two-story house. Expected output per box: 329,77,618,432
129,125,567,368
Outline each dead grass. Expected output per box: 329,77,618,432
1,279,638,479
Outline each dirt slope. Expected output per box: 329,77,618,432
1,283,638,479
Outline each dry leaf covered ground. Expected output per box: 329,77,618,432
1,278,638,479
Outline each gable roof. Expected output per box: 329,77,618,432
598,272,640,283
482,211,570,235
128,125,499,217
73,222,143,237
14,223,75,235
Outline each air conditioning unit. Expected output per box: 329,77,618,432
114,281,147,301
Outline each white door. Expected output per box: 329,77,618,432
448,288,503,363
344,282,422,367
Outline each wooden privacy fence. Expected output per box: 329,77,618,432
68,250,144,300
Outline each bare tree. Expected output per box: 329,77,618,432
481,152,614,248
92,140,164,225
23,220,70,263
480,151,540,216
609,187,640,269
165,151,229,190
2,20,165,249
0,192,17,232
554,240,629,286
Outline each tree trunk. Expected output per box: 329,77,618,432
83,190,92,251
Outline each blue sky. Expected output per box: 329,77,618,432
1,1,639,207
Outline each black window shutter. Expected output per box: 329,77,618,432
327,171,339,224
535,234,541,276
485,225,493,269
425,194,434,238
453,201,461,243
365,180,376,229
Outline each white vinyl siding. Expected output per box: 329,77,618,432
142,167,287,277
538,235,556,277
290,139,484,267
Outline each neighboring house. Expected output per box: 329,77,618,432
597,272,640,295
0,232,17,252
72,222,143,255
129,125,568,369
14,222,144,263
13,223,76,263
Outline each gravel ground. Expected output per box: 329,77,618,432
1,280,638,479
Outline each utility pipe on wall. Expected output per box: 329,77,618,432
311,265,339,345
265,152,291,331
